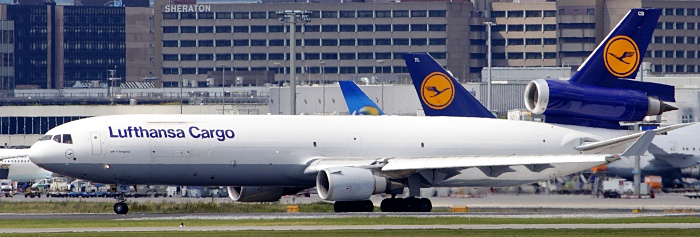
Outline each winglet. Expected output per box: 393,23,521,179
575,123,693,154
338,81,385,116
403,53,495,118
620,130,655,157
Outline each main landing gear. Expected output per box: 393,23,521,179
380,197,432,212
333,197,433,213
333,200,374,212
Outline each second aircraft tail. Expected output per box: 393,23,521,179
404,53,495,118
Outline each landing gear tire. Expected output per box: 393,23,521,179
114,202,129,214
333,200,374,212
380,198,432,212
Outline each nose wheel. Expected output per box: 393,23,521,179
113,188,129,214
114,202,129,214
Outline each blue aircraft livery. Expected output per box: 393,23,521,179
338,81,385,115
108,126,235,141
404,53,495,118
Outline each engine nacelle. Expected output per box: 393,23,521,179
524,79,675,123
316,167,391,201
227,186,285,202
682,165,700,178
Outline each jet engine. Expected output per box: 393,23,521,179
681,165,700,178
524,79,676,127
316,167,396,201
227,186,285,202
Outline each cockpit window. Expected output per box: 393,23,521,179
62,134,73,144
49,134,73,144
40,135,53,141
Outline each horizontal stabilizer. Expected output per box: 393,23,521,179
574,123,692,154
477,166,516,177
604,79,675,102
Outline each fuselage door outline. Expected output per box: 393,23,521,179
90,132,102,155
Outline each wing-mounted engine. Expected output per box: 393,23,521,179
524,79,677,129
682,165,700,178
227,186,304,202
316,167,401,201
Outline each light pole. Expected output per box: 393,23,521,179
484,22,494,112
320,60,325,114
278,10,312,115
377,60,384,110
107,69,114,98
219,64,226,114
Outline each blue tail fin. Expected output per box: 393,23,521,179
403,53,495,118
570,8,673,102
338,81,385,116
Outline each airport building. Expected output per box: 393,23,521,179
153,0,473,86
0,0,154,91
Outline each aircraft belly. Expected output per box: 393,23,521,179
39,163,315,187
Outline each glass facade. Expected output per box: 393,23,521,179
0,116,89,135
63,7,126,87
7,5,48,88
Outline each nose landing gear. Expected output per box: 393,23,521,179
113,186,129,215
114,202,129,215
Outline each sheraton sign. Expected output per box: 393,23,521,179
164,5,212,13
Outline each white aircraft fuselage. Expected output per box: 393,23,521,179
1,156,53,182
28,115,628,188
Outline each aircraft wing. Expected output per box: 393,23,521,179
0,149,29,160
574,123,693,155
305,154,619,178
378,154,617,171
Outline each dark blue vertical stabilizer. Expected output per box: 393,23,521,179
338,81,385,116
404,53,495,118
569,8,673,101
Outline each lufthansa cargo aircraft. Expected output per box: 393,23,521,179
27,8,685,214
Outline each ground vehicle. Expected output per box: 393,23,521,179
1,179,13,197
24,187,42,198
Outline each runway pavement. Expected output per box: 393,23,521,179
3,192,699,210
1,193,699,233
2,223,700,233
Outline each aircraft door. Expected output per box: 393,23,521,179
350,134,362,157
90,132,102,155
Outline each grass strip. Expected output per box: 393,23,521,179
3,229,700,237
1,216,699,229
0,201,336,213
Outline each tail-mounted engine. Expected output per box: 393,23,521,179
524,79,677,129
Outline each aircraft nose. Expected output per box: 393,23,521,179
27,143,46,165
